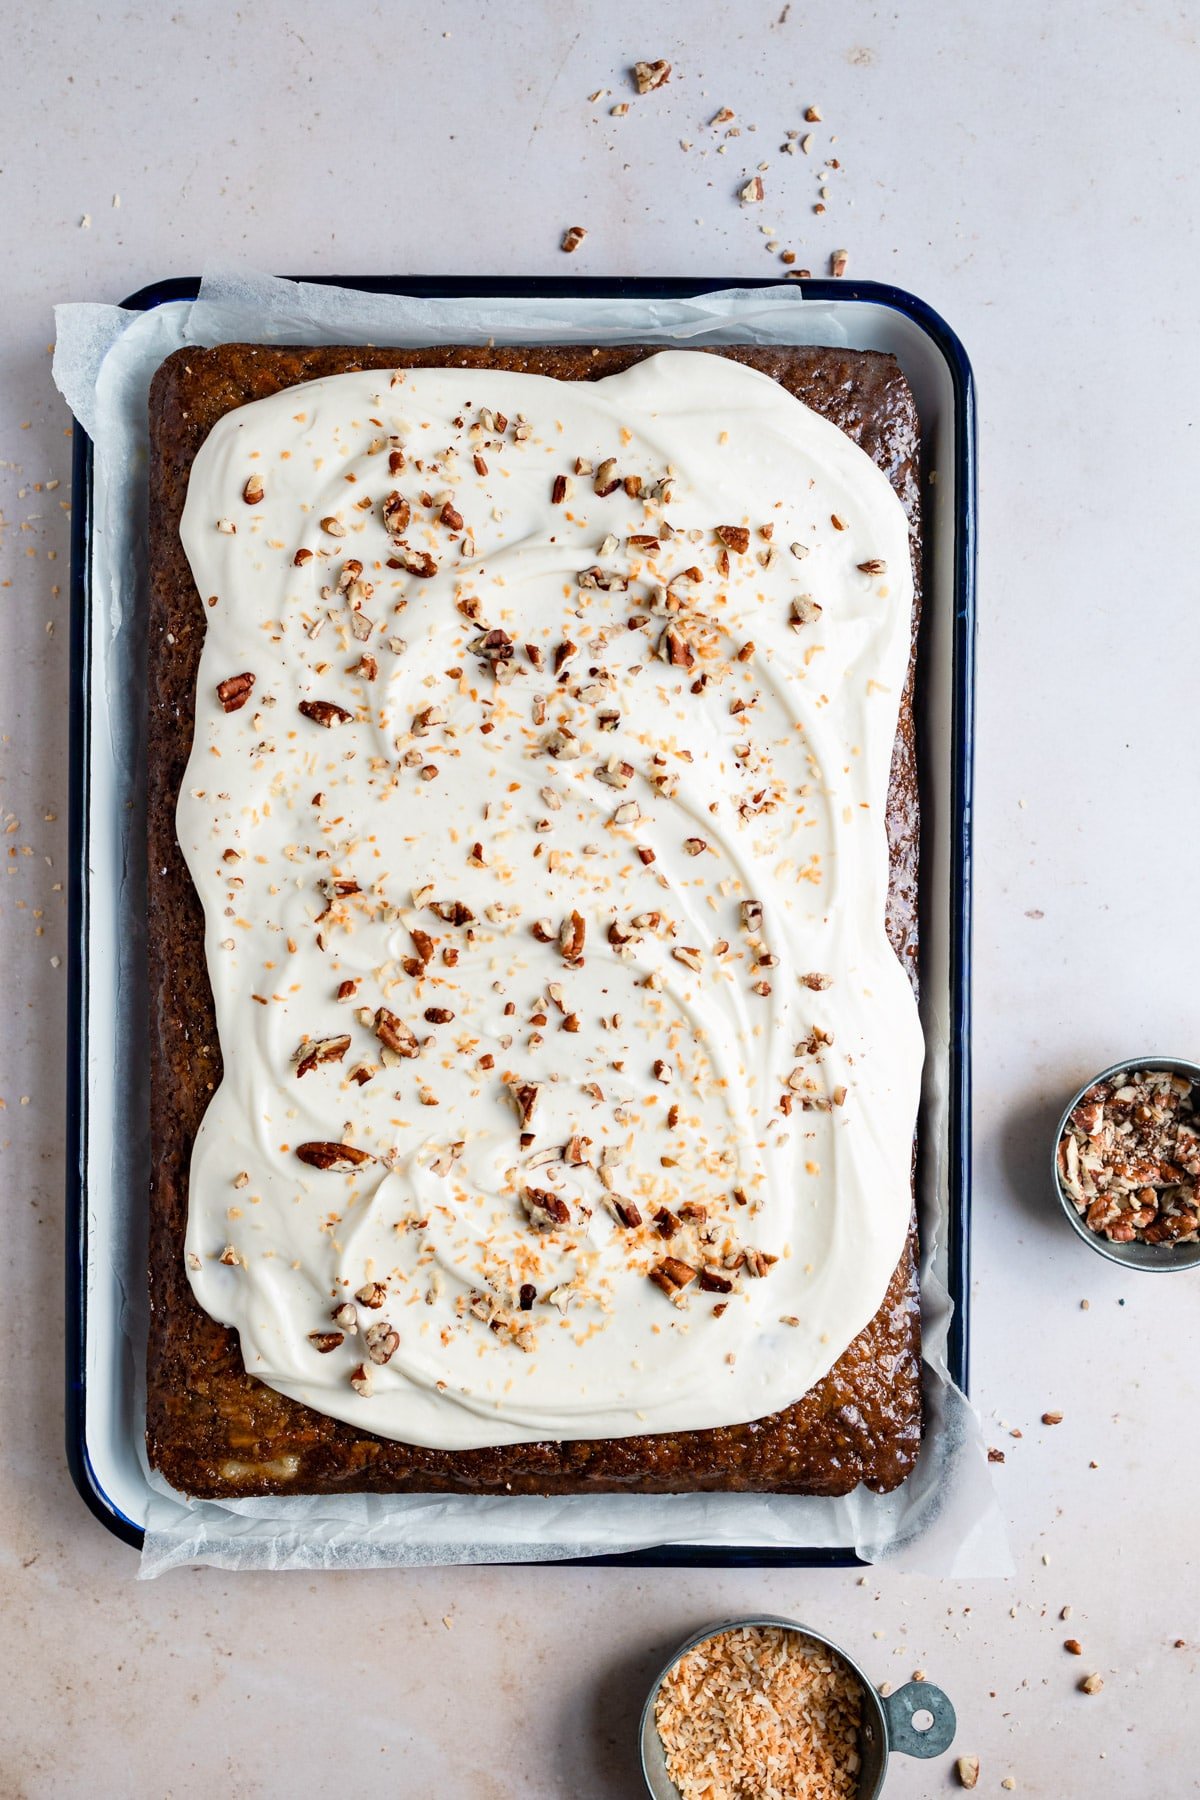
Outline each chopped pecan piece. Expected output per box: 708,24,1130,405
307,1330,345,1353
382,491,411,536
649,1257,697,1297
428,899,475,925
242,473,265,505
364,1321,400,1365
593,457,621,497
299,699,352,728
790,595,823,629
375,1007,420,1058
424,1006,455,1024
699,1267,733,1294
633,58,671,92
519,1283,537,1310
577,565,629,592
560,226,588,254
658,623,694,668
559,910,586,966
509,1080,540,1128
596,758,634,789
857,558,887,575
392,547,438,578
654,1206,680,1238
610,1198,642,1229
356,1281,387,1308
716,524,750,553
741,898,764,933
469,627,515,664
217,671,256,713
521,1186,571,1230
543,724,581,759
743,1247,779,1278
294,1033,352,1077
439,501,464,531
349,1363,373,1396
296,1141,373,1171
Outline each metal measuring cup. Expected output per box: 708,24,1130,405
639,1615,956,1799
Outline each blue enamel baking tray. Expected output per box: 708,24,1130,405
65,275,975,1560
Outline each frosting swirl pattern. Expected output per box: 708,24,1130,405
177,350,923,1449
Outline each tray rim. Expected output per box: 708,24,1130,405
65,272,976,1561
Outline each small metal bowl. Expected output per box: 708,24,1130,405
1052,1055,1200,1273
639,1615,956,1799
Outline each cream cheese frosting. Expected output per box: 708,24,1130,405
176,348,923,1450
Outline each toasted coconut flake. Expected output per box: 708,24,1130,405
654,1626,863,1800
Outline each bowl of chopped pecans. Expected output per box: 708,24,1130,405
1053,1057,1200,1271
640,1616,956,1799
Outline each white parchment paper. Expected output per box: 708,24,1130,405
53,267,1006,1578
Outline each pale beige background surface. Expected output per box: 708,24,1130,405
3,3,1199,1795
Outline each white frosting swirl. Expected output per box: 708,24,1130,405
176,349,923,1449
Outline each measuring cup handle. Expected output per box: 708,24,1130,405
881,1681,957,1759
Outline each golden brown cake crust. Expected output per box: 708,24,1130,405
146,342,923,1501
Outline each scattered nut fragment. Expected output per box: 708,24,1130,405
294,1033,351,1078
1080,1673,1104,1695
349,1363,373,1396
857,558,887,575
633,58,671,93
830,248,849,278
382,491,411,536
356,1281,386,1309
955,1755,980,1789
299,699,352,728
296,1141,373,1171
242,473,264,505
559,909,586,967
790,595,822,630
593,457,621,497
217,672,255,713
521,1186,571,1230
716,524,750,553
364,1320,400,1365
509,1080,540,1128
1042,1410,1063,1425
307,1330,344,1354
1064,1638,1082,1655
649,1256,697,1298
561,225,588,254
658,623,694,668
739,176,765,204
375,1007,420,1058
